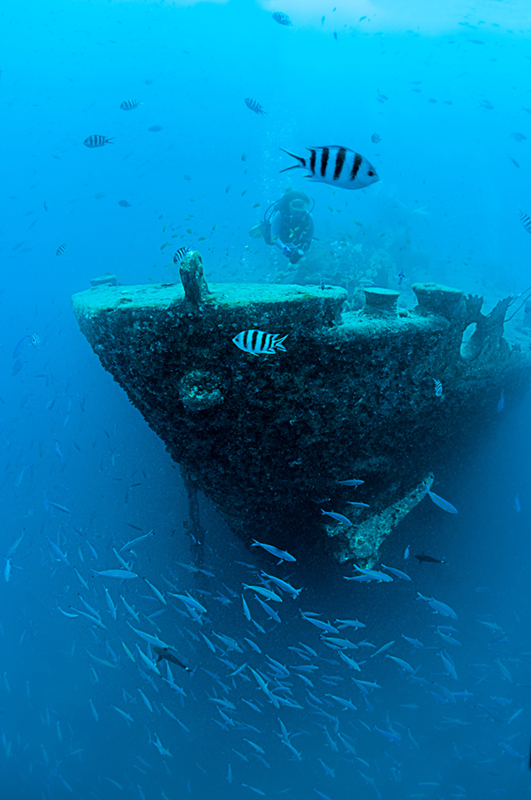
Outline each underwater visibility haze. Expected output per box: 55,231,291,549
3,0,531,798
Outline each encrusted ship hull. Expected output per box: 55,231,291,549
72,258,531,563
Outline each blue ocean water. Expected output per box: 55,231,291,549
2,1,531,798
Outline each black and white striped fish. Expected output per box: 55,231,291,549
232,330,288,356
519,209,531,233
280,145,379,190
432,378,443,397
56,243,67,256
244,98,266,115
173,246,190,264
83,135,114,148
120,99,142,111
118,199,131,207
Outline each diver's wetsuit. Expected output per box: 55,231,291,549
262,192,315,264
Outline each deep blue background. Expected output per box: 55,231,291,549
1,1,531,798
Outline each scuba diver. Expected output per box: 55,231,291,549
250,190,315,265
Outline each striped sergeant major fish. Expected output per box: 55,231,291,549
232,330,288,356
83,135,114,148
280,145,379,190
244,97,266,115
120,99,142,110
173,246,190,264
56,243,67,256
519,209,531,233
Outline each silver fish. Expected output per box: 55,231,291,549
251,540,296,563
380,564,411,581
321,509,352,526
280,145,379,190
94,569,137,579
424,485,458,514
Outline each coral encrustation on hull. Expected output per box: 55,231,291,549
72,256,531,564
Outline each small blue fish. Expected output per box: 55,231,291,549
11,358,23,377
404,545,410,560
336,478,364,486
321,509,352,526
398,270,406,285
497,389,505,412
380,563,411,581
251,540,296,563
417,591,458,619
49,502,70,514
94,569,138,579
424,485,458,514
301,615,339,635
46,537,69,565
12,336,27,359
515,494,521,512
349,564,393,583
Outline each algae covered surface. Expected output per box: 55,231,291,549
73,276,531,564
